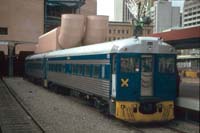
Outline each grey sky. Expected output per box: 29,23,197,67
97,0,185,21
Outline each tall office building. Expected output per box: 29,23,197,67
114,0,156,22
150,0,180,33
182,0,200,28
114,0,124,21
114,0,133,22
122,0,134,22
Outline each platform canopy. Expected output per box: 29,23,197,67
148,26,200,49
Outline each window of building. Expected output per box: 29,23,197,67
113,37,116,40
109,29,112,34
126,30,129,34
121,57,139,73
147,29,151,34
193,22,196,25
159,57,175,73
122,29,125,34
118,30,120,34
113,29,116,34
0,27,8,35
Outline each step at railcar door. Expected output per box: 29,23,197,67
141,55,153,96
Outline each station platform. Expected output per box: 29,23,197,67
175,77,199,121
0,80,42,132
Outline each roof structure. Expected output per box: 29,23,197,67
148,26,200,49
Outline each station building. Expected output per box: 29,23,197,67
0,0,96,77
107,22,153,42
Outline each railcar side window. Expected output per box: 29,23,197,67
159,57,175,73
85,65,90,76
101,65,105,79
112,55,116,74
93,65,99,78
77,65,83,75
71,64,76,75
121,57,139,73
142,57,152,72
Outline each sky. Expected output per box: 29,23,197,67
97,0,185,21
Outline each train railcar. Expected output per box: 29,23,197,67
25,53,46,83
25,37,177,122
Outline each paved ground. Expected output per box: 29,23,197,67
3,77,200,133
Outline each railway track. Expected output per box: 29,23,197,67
0,79,45,133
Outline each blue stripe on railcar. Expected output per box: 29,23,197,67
48,54,109,61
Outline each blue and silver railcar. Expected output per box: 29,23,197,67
25,53,46,81
25,37,177,122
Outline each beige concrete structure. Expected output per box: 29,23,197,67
80,0,97,16
59,14,85,48
0,0,44,43
107,21,133,41
0,44,8,55
84,16,108,45
36,27,60,54
15,44,36,55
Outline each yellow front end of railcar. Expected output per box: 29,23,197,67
115,101,174,122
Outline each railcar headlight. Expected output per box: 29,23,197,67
111,99,115,103
133,104,137,113
169,104,173,108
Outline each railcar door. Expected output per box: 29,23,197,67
141,55,153,96
116,54,140,101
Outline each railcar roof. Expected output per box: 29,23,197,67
26,53,46,60
45,37,176,58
